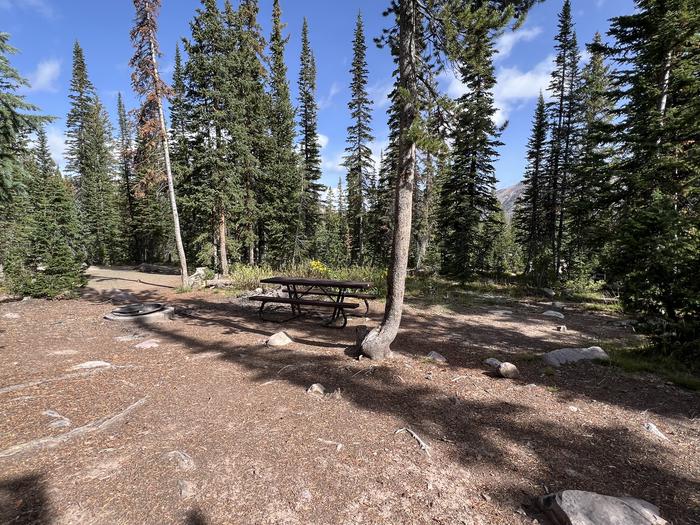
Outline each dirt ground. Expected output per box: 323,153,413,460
1,266,698,524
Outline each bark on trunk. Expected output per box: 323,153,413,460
219,210,229,276
360,0,416,360
146,9,189,287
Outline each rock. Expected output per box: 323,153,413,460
178,480,196,499
543,310,566,320
70,360,111,370
306,383,326,395
188,267,208,288
556,325,567,332
115,334,143,342
266,331,293,347
498,362,520,379
644,422,669,441
427,351,447,363
134,339,160,349
542,288,556,298
543,346,609,368
484,357,502,369
538,490,668,525
164,450,196,471
568,406,579,413
254,287,263,294
552,301,566,309
3,312,20,319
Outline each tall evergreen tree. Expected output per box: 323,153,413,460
264,0,301,266
566,32,615,278
65,41,95,189
296,18,324,259
343,12,375,265
439,6,503,280
116,93,137,260
543,0,581,279
131,0,189,282
605,0,699,348
514,92,549,282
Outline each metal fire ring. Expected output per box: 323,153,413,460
111,303,165,317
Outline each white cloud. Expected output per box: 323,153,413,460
0,0,54,18
46,125,66,170
369,80,394,110
322,150,345,175
495,26,542,62
318,133,329,149
443,54,553,126
318,82,341,109
27,59,61,92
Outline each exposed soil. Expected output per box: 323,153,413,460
1,266,698,524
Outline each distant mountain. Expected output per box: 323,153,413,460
496,182,525,220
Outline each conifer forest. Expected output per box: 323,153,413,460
1,1,698,359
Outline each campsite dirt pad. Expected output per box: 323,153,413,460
1,267,699,524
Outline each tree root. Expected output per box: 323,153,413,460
0,369,112,395
0,398,147,459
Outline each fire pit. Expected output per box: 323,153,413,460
105,302,175,323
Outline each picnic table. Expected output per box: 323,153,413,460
248,276,374,328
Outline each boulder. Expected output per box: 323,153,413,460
70,360,111,370
484,357,502,369
538,490,668,525
543,346,609,368
543,310,566,320
542,288,556,298
307,383,325,395
266,331,293,347
498,362,520,379
427,351,447,363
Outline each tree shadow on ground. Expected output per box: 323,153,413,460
134,301,700,524
0,474,52,525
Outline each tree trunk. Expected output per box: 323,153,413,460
219,210,229,276
360,0,416,360
146,11,189,287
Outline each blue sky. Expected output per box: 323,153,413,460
3,0,635,189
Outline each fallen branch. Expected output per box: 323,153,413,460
0,398,147,459
395,427,431,457
0,368,114,395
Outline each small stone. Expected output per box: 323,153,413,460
552,301,565,309
482,493,492,502
115,334,143,342
3,312,20,319
307,383,326,395
50,349,78,356
484,357,502,369
644,422,669,441
498,362,520,379
134,339,160,349
543,310,565,320
543,346,609,368
427,351,447,363
300,488,312,502
556,325,567,332
568,406,579,412
541,288,556,298
178,480,196,499
266,331,293,347
164,450,196,471
70,360,111,370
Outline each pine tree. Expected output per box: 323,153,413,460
264,0,301,266
543,0,581,279
65,41,95,189
296,18,324,259
17,128,84,297
344,12,375,266
365,151,394,266
514,92,549,282
439,7,503,280
566,32,615,278
131,0,189,281
116,93,137,260
605,0,700,349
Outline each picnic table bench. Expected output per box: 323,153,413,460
249,276,373,328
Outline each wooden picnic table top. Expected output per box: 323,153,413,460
260,276,372,290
